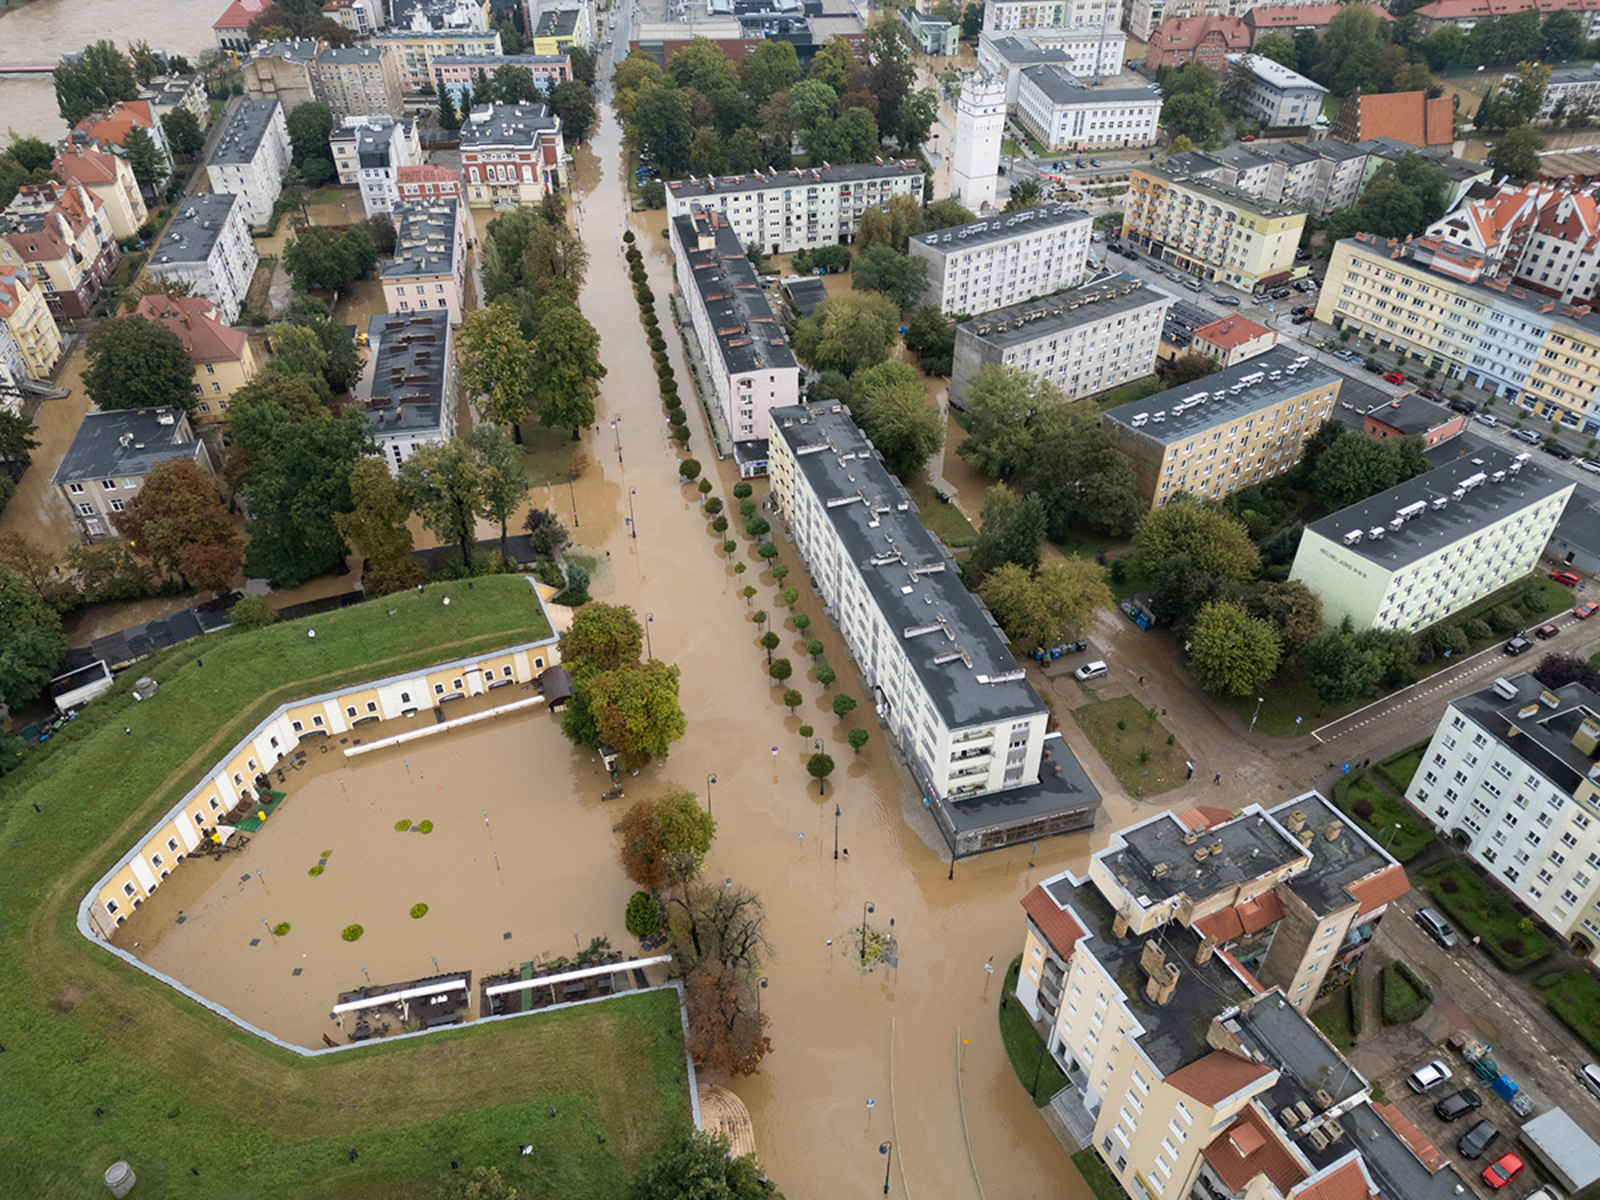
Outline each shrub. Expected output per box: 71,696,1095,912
746,516,770,538
395,819,412,832
712,515,729,533
733,481,753,500
679,458,702,481
798,724,814,739
1441,874,1460,893
1380,960,1433,1024
672,425,690,444
273,922,291,936
1462,618,1493,641
1428,623,1468,656
625,890,663,937
1500,935,1525,956
698,479,713,496
1353,797,1374,820
341,924,364,941
418,820,433,834
410,903,429,919
308,866,324,876
1520,590,1547,616
230,593,281,630
1486,606,1521,635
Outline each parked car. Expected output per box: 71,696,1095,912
1504,635,1534,656
1295,249,1312,261
1513,428,1541,444
1216,296,1241,307
1481,1154,1524,1190
1550,445,1575,460
1551,569,1582,587
1271,287,1292,300
1384,371,1405,384
1419,388,1446,401
1575,601,1598,619
1451,400,1479,414
1536,623,1560,639
1363,362,1386,374
1089,158,1102,167
1184,278,1203,292
1580,1062,1600,1098
1474,414,1499,428
1292,314,1312,325
1291,306,1310,316
1074,660,1108,681
1239,133,1256,141
1122,248,1139,260
1578,459,1600,474
1414,908,1459,948
1407,1060,1453,1093
1458,1119,1499,1159
1434,1089,1482,1122
1293,279,1316,292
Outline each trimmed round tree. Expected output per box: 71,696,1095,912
807,752,835,795
832,694,857,721
847,728,869,754
769,657,793,683
783,688,803,713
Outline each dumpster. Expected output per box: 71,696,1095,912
1475,1058,1499,1081
1492,1075,1519,1102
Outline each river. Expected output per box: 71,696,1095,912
0,0,219,148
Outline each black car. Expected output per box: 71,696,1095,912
1435,1089,1482,1122
1363,362,1386,374
1544,444,1575,460
1505,635,1534,656
1123,248,1139,260
1458,1120,1499,1160
1271,287,1292,300
1295,249,1312,261
1449,400,1477,414
1291,306,1310,316
1292,314,1312,325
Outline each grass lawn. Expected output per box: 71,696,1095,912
1417,861,1553,972
1375,741,1427,793
1071,694,1190,796
908,476,979,548
1380,961,1434,1024
0,579,695,1197
1329,770,1434,862
1083,375,1165,417
520,421,583,488
999,957,1070,1106
1310,988,1355,1051
1534,970,1600,1058
1073,1149,1132,1200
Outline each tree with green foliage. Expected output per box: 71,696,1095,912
469,425,531,567
1022,408,1142,540
120,126,165,192
332,457,427,597
82,314,197,416
1134,496,1260,584
790,292,901,376
285,100,335,172
110,457,240,594
618,786,717,890
1488,125,1547,182
437,84,461,130
1311,3,1390,94
924,198,976,230
398,437,485,572
979,559,1113,648
1000,491,1049,573
0,409,41,474
533,306,606,437
559,602,644,680
54,40,139,126
1313,431,1427,510
742,39,802,105
1254,32,1300,69
807,37,858,94
1540,8,1586,61
799,107,880,164
851,243,928,311
228,592,281,631
459,299,534,433
0,138,56,210
847,727,869,754
1305,615,1377,706
633,86,694,174
489,63,543,106
549,79,596,143
1188,601,1281,698
1160,92,1225,143
846,361,944,479
264,321,333,401
282,225,376,292
903,303,956,372
576,658,687,771
958,364,1066,478
159,107,205,159
1246,580,1324,660
0,565,66,707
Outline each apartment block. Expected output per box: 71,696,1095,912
75,100,174,192
1415,0,1600,40
357,312,459,473
381,198,468,325
138,74,210,130
430,53,571,104
310,44,407,119
329,116,422,215
907,203,1091,317
1243,2,1393,44
372,29,503,93
1122,164,1305,292
1223,53,1326,128
1407,671,1600,964
984,0,1119,34
396,164,466,206
1291,447,1573,632
0,182,121,321
52,143,147,242
669,205,800,459
665,161,925,257
768,401,1101,855
242,40,321,112
323,0,380,37
902,7,960,55
458,102,567,208
52,408,214,542
145,193,258,326
207,99,291,227
0,268,64,380
530,6,590,54
1426,184,1600,306
1528,63,1600,120
977,33,1127,103
1102,348,1339,509
950,272,1172,407
1015,66,1162,151
135,294,260,426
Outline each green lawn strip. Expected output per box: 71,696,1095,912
1534,970,1600,1058
1310,988,1355,1051
520,421,583,488
1083,375,1165,417
1379,961,1433,1025
1071,694,1189,796
1416,861,1552,972
998,958,1070,1106
1073,1148,1133,1200
1375,742,1427,793
907,477,979,548
0,580,699,1197
1329,770,1433,862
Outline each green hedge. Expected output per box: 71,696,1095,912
1380,960,1433,1025
1349,965,1364,1040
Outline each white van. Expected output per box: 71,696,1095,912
1074,660,1108,681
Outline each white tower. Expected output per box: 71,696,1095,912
950,72,1006,212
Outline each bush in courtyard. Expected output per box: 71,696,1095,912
1441,874,1460,893
418,820,433,834
1428,623,1468,656
1380,960,1433,1024
341,924,364,941
1353,797,1375,820
1463,618,1494,641
1520,590,1547,616
1500,935,1525,956
395,820,412,832
625,890,663,937
410,903,429,919
1487,606,1522,635
308,866,324,876
230,593,280,630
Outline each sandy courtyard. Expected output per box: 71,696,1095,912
118,705,644,1049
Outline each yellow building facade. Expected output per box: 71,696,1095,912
1123,166,1304,292
0,269,64,379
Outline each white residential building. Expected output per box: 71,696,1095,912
1224,53,1327,128
1291,447,1573,632
907,202,1092,316
381,198,468,325
1425,183,1600,307
978,32,1126,100
664,161,925,257
669,205,800,467
1515,62,1600,122
951,72,1007,211
949,272,1173,407
983,0,1119,33
329,117,423,215
1407,672,1600,964
205,99,291,227
145,194,259,326
357,312,459,473
1015,65,1162,150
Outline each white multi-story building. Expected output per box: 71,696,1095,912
665,161,925,257
1426,183,1600,307
769,400,1102,855
1515,62,1600,122
1224,53,1327,128
205,99,291,227
669,205,800,470
1408,672,1600,964
329,117,422,215
1015,65,1161,151
381,198,468,325
1291,447,1573,632
951,72,1007,210
949,272,1172,406
908,202,1092,316
978,32,1126,98
145,194,259,326
357,312,459,474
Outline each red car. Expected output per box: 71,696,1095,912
1575,602,1599,619
1384,371,1405,384
1551,570,1582,587
1536,623,1559,639
1240,134,1256,142
1482,1153,1524,1190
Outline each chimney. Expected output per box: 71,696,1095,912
1112,909,1131,938
1209,841,1224,857
1284,809,1307,833
1324,820,1343,841
1182,829,1199,846
1142,942,1181,1006
1298,829,1315,848
1196,934,1218,966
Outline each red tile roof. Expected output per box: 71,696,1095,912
214,0,271,30
0,270,42,319
1291,1158,1377,1200
1178,805,1237,830
1166,1050,1273,1106
1372,1102,1446,1172
1022,884,1087,960
1194,315,1273,351
1345,91,1456,148
1201,1105,1307,1195
76,100,158,148
1245,3,1391,27
53,144,122,187
1346,863,1409,917
1195,890,1284,942
135,295,249,364
1415,0,1600,19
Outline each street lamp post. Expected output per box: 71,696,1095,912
1250,695,1265,734
757,976,767,1020
1030,1043,1046,1098
611,417,622,462
1382,821,1401,851
568,474,578,528
628,488,637,539
706,773,716,815
644,612,654,660
815,739,825,796
834,802,841,861
879,1141,893,1195
861,901,875,965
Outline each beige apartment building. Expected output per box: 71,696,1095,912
309,45,407,120
135,295,261,426
372,30,502,94
0,267,63,380
1123,164,1305,293
52,144,148,241
1101,348,1339,508
242,40,321,112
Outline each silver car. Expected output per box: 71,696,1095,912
1407,1060,1453,1093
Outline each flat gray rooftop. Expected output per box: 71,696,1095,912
1102,348,1339,445
1453,672,1600,798
910,202,1090,255
1364,393,1455,436
1102,808,1308,907
53,408,200,483
1266,792,1396,917
985,35,1069,64
381,200,459,281
151,194,242,264
358,312,450,440
458,102,559,148
1549,476,1600,557
675,209,796,377
209,99,281,166
1302,445,1574,572
1021,63,1160,105
772,402,1044,732
959,272,1174,350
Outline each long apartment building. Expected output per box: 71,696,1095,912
665,161,925,257
769,401,1101,856
0,267,63,380
1223,53,1327,128
310,45,408,120
1016,799,1473,1200
950,271,1173,407
381,198,468,325
670,205,799,469
1290,446,1573,632
907,202,1091,317
983,0,1120,33
206,99,291,227
145,194,258,326
1408,672,1600,965
1102,348,1339,509
373,29,503,93
357,312,459,473
1316,233,1600,433
1122,164,1305,293
978,33,1128,102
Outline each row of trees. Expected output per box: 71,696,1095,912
434,66,598,145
